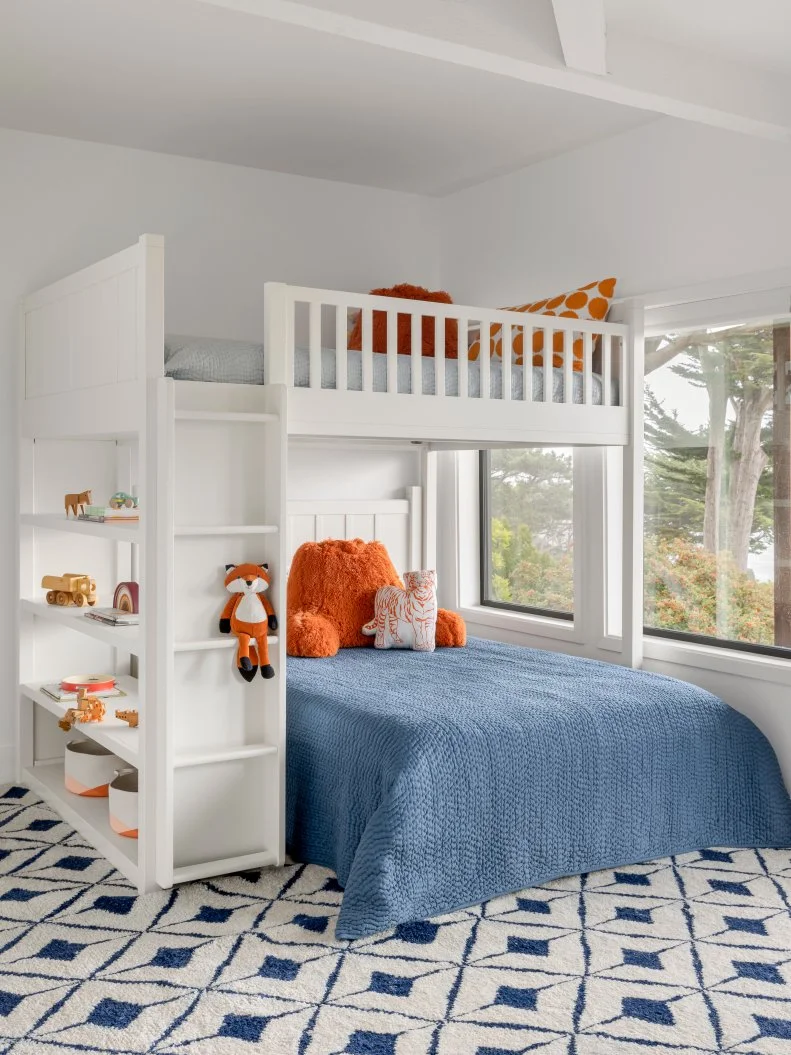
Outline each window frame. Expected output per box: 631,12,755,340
478,449,574,622
644,625,791,661
643,299,791,661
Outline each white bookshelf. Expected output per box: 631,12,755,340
20,599,140,651
21,677,140,766
20,513,140,543
23,761,138,881
18,237,288,898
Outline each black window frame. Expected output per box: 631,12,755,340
478,449,574,622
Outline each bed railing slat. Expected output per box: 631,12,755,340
479,321,490,400
309,301,321,390
458,318,468,399
434,315,445,399
602,333,612,407
501,322,512,402
362,307,373,393
563,329,573,404
543,327,552,404
335,305,347,392
387,309,398,394
523,326,532,402
411,312,422,395
583,331,593,406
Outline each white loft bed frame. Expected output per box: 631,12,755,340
17,234,644,893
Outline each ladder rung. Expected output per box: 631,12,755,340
172,850,278,885
174,744,277,768
174,525,278,536
174,635,278,652
175,411,278,424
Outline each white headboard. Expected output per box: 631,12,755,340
286,487,422,574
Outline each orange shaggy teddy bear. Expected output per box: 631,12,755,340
287,538,466,658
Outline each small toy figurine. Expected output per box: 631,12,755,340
115,709,139,728
58,689,106,731
109,492,139,510
64,490,92,517
220,563,278,682
42,574,97,607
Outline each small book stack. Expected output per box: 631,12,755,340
41,683,127,703
84,607,140,627
79,505,139,524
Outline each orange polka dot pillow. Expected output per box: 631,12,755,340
467,278,616,371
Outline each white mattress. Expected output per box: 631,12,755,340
164,336,616,404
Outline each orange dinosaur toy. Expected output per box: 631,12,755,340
287,538,465,658
58,689,106,731
220,563,278,681
115,709,139,728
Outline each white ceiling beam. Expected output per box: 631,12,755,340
550,0,607,76
191,0,791,143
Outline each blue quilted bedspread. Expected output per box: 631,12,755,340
286,637,791,939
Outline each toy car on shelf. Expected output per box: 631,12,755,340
41,573,98,607
108,492,139,510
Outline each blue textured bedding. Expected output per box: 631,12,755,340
286,637,791,939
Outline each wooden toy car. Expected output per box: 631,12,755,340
58,689,106,731
42,574,98,607
109,492,139,510
115,709,139,728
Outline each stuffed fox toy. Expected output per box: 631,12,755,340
220,563,278,681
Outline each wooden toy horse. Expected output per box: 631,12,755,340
64,490,92,517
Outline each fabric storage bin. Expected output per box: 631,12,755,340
64,740,119,797
109,768,139,839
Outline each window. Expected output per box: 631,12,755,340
644,318,791,655
480,447,574,618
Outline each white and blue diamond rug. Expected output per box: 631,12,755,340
2,785,791,1054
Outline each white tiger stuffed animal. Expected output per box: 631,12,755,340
362,569,438,652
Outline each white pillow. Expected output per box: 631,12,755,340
164,335,265,385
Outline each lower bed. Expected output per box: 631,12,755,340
164,336,617,403
287,637,791,939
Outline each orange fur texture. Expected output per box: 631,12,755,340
348,284,459,359
287,538,466,658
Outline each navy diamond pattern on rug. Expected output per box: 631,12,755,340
622,996,675,1026
724,914,768,935
1,784,791,1054
623,948,663,970
37,938,86,961
87,997,143,1029
150,946,194,969
734,960,785,984
368,971,413,997
219,1013,269,1042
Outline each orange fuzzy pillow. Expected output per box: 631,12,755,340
286,538,466,658
348,284,459,359
468,278,616,372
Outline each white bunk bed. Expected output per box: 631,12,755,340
17,235,643,893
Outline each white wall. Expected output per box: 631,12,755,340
438,118,791,305
439,117,791,786
0,127,437,780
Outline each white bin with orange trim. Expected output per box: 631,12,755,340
64,740,118,797
109,768,139,839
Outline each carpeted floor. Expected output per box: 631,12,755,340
1,786,791,1053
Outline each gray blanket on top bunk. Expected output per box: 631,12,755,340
164,335,617,404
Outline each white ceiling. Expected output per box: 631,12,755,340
0,0,653,195
606,0,791,76
1,0,788,196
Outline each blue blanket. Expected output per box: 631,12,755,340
286,638,791,939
